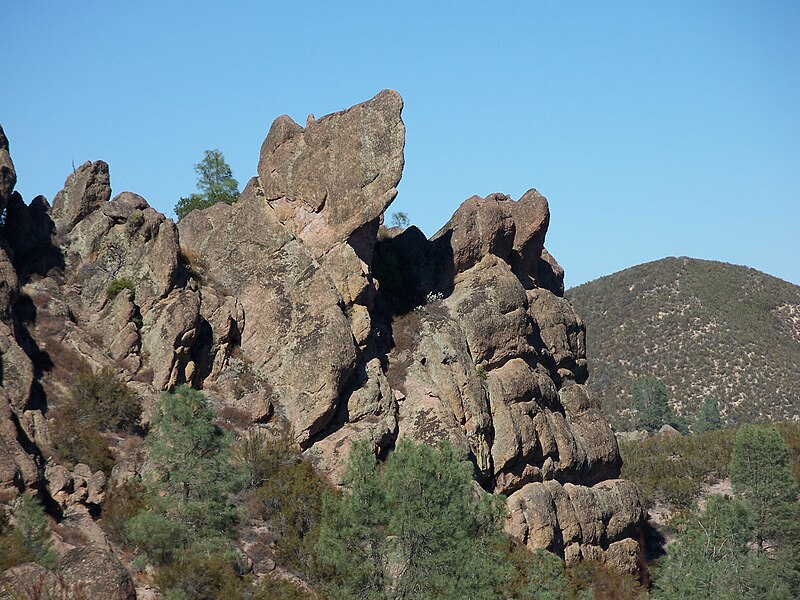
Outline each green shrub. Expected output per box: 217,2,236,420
51,417,115,473
241,431,331,577
252,575,315,600
100,480,147,545
51,366,141,473
106,277,136,301
501,542,571,599
154,551,250,600
70,366,142,433
11,495,58,570
0,506,34,570
567,559,647,599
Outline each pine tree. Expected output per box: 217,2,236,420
729,425,799,553
694,396,723,433
126,386,244,565
316,439,511,600
174,149,240,221
631,376,685,432
653,495,790,599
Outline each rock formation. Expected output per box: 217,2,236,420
0,90,643,584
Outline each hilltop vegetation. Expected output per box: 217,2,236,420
567,257,800,430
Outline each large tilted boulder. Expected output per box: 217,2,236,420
58,546,136,599
179,179,357,441
258,89,405,260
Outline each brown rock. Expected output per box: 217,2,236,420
178,178,356,441
258,89,405,259
58,546,136,600
508,188,550,286
50,160,111,234
432,193,516,275
444,254,533,367
0,124,16,213
527,288,588,383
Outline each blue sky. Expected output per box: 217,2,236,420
4,1,799,288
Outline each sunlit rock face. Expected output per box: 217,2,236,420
0,91,642,574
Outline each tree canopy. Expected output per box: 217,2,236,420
631,376,686,432
174,149,240,221
126,386,244,566
316,439,510,600
693,395,723,433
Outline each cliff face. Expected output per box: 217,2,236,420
0,93,643,574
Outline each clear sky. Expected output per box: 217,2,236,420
4,1,799,289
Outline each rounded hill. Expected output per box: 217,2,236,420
567,257,800,429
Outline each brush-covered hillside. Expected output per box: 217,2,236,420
567,257,800,430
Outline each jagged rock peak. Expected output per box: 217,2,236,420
0,124,16,213
0,92,643,580
257,89,405,259
50,160,111,234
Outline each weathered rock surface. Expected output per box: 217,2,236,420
258,89,404,259
58,546,136,599
0,92,643,581
0,125,16,213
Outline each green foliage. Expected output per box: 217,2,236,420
51,366,141,473
70,366,141,432
652,496,792,599
316,439,511,600
175,149,240,221
693,395,723,433
565,559,647,599
0,506,33,570
619,428,734,508
252,575,316,600
729,425,800,552
566,257,800,429
126,386,244,566
106,277,136,301
389,212,410,228
11,495,58,570
241,430,331,577
502,543,571,599
631,376,685,433
153,551,250,600
621,423,800,511
476,365,488,380
51,416,115,473
100,480,147,545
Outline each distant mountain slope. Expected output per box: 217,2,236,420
567,257,800,430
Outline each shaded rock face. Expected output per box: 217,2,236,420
0,125,16,214
0,93,642,577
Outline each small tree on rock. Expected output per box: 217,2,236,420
175,149,240,221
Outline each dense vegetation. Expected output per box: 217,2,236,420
6,377,797,598
50,366,142,473
619,421,800,508
567,257,800,429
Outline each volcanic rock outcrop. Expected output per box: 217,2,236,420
0,90,643,577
